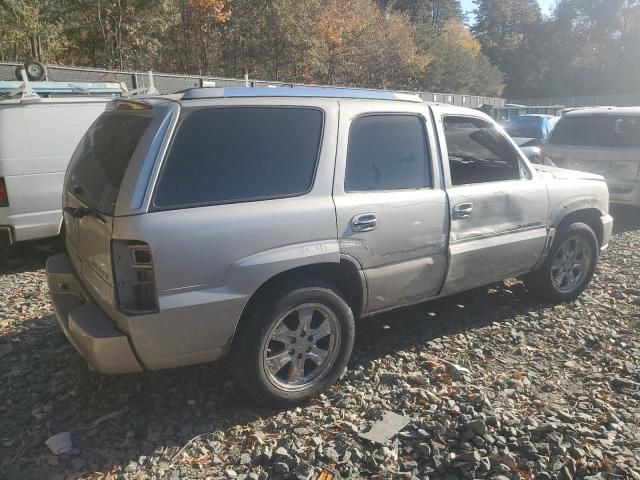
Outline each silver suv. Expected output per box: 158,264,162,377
47,88,613,406
546,107,640,207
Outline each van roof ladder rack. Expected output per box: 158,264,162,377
124,71,159,98
9,67,42,103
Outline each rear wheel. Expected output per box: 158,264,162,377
523,222,598,303
230,279,355,407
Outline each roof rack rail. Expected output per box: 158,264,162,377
180,86,423,103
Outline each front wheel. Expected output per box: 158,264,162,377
230,279,355,408
523,222,599,303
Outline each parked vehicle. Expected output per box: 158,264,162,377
481,104,564,123
503,114,560,165
0,78,124,247
46,88,613,406
503,114,559,146
546,107,640,207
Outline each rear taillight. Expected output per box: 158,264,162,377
0,178,8,206
112,240,159,314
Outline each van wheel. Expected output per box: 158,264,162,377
230,279,355,408
523,222,598,303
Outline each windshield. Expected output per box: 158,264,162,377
549,115,640,148
504,117,545,139
65,113,151,215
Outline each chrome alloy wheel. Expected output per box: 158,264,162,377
551,235,591,293
261,303,341,392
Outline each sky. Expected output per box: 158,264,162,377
460,0,556,21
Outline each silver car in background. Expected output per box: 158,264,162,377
546,107,640,207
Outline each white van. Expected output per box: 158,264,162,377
0,93,117,246
546,107,640,207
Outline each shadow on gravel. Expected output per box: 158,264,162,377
0,277,546,479
0,238,63,276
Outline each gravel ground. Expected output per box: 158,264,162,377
1,207,639,480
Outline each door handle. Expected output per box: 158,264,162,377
453,202,473,219
351,213,379,232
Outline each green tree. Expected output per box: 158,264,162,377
215,0,321,81
540,0,640,96
417,19,504,95
314,0,430,89
472,0,541,97
0,0,64,64
377,0,462,26
49,0,175,70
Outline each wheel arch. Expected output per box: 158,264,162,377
555,208,604,247
231,258,366,346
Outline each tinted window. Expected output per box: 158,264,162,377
444,116,524,186
345,115,430,191
549,115,640,148
66,113,151,215
154,107,323,208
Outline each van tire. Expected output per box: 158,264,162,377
523,222,598,303
230,279,355,408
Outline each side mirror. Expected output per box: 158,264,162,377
521,146,556,167
521,146,543,164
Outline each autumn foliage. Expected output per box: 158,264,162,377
315,0,430,89
0,0,504,96
184,0,231,23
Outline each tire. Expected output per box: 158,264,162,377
229,278,355,408
24,61,46,81
523,222,598,303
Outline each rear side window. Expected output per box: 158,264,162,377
549,115,640,148
154,107,323,208
345,115,431,192
66,113,151,215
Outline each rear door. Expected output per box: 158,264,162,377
64,106,156,306
332,101,448,313
434,110,549,295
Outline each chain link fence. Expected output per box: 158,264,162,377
0,62,505,108
510,94,640,108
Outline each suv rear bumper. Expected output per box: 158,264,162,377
46,253,143,374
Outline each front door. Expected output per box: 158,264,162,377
332,101,448,313
434,112,550,295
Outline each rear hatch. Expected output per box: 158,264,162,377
64,105,154,307
546,114,640,190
